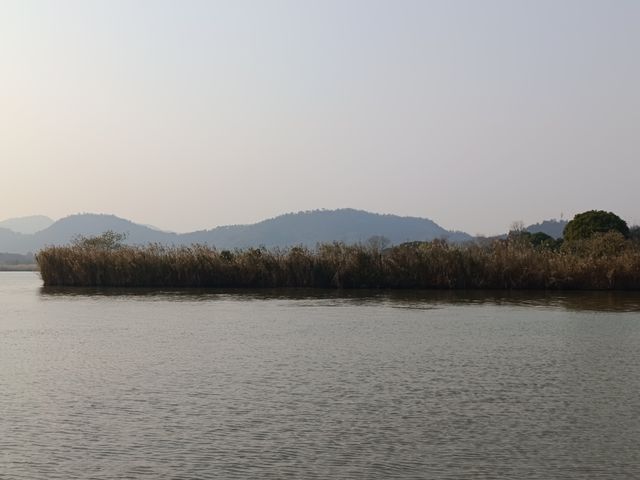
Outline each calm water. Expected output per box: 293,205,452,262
1,272,640,479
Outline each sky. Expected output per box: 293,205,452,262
1,0,638,235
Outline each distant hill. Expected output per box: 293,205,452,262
0,252,36,269
0,209,472,254
526,219,567,239
183,209,471,248
0,228,29,254
0,214,180,254
40,214,179,245
0,215,54,234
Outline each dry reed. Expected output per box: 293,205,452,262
36,232,640,290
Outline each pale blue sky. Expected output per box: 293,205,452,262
1,0,638,234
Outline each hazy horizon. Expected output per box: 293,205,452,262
2,0,638,235
0,206,589,237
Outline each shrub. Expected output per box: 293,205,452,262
72,230,127,251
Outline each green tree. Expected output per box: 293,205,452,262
563,210,629,242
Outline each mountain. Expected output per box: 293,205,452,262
0,214,177,254
184,209,471,248
0,228,30,254
0,252,35,267
0,209,472,254
526,219,567,239
0,215,54,234
39,214,180,245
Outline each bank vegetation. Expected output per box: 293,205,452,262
37,230,640,290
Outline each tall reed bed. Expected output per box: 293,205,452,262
37,234,640,289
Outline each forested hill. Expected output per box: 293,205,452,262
182,209,472,248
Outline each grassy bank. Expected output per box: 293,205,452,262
36,232,640,289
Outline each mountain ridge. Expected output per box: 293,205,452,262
0,209,471,254
0,209,571,256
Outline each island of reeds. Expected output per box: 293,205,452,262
36,211,640,290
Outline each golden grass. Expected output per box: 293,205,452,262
36,234,640,289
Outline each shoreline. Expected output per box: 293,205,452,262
0,265,38,272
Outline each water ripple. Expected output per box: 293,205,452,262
1,273,640,478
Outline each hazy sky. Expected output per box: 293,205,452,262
1,0,638,234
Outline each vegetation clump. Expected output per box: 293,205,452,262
563,210,629,242
72,230,127,251
37,225,640,290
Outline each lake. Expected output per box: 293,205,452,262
1,272,639,479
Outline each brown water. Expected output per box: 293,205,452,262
1,272,640,479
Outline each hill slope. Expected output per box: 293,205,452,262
0,215,54,234
526,219,568,239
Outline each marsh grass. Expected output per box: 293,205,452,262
36,231,640,289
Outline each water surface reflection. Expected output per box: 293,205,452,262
40,285,640,312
